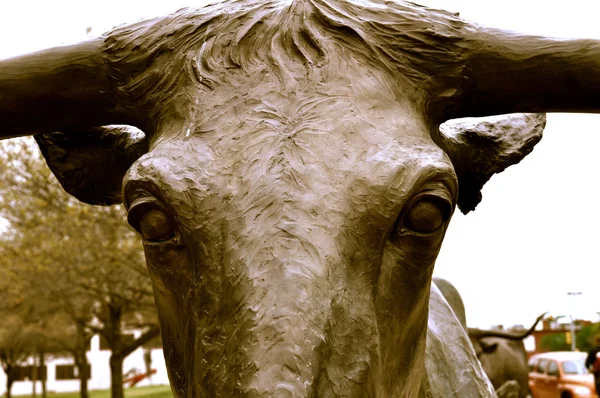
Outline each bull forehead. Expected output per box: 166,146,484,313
125,97,456,232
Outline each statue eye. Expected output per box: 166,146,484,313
403,197,450,234
139,209,175,242
127,196,176,243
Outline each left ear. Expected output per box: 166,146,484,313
35,127,148,206
438,113,546,214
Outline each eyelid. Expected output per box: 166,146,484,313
411,194,452,218
414,180,454,205
404,187,453,223
124,182,164,210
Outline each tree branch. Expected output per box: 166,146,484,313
119,326,160,358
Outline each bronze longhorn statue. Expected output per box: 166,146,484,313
1,0,598,396
468,314,546,398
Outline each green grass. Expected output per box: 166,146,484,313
17,385,173,398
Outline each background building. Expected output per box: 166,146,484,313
0,332,169,396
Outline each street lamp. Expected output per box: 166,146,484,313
567,292,582,351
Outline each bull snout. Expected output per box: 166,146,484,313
238,249,333,396
224,231,354,393
179,230,382,397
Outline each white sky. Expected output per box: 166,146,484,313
1,0,600,329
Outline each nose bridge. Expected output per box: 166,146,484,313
198,131,398,394
234,226,336,396
250,218,332,275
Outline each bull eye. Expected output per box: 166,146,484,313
127,196,176,243
139,209,175,242
403,197,450,234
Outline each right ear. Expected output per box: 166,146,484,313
35,127,148,206
438,113,546,214
480,340,498,354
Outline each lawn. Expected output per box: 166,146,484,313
17,385,173,398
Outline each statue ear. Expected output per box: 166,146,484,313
35,127,148,206
480,340,498,354
439,113,546,214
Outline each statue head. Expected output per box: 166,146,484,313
3,0,599,395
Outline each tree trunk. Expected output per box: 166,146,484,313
78,361,89,398
106,302,124,398
79,377,89,398
6,371,13,398
31,359,37,398
74,323,90,398
143,349,152,385
40,352,47,398
99,302,159,398
109,355,124,398
73,351,89,398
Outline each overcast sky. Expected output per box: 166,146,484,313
1,0,600,329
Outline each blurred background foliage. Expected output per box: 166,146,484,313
0,138,158,398
540,323,600,352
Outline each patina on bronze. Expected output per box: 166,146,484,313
1,0,599,396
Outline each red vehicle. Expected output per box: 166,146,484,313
528,352,598,398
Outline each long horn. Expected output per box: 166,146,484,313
0,39,138,138
432,27,600,121
468,312,547,340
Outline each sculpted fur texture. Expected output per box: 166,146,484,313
2,0,600,396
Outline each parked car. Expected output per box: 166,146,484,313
528,351,598,398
